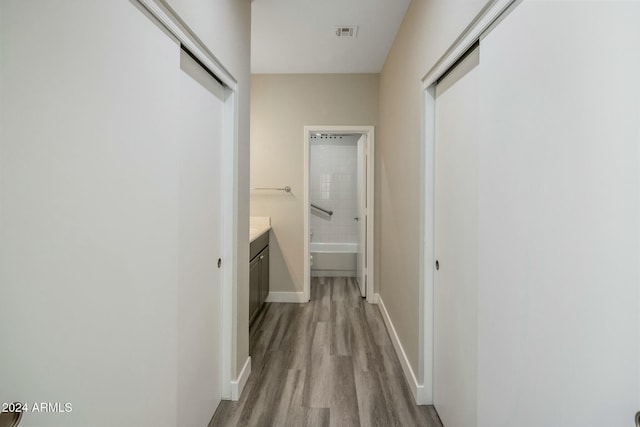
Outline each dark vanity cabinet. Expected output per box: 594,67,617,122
249,231,269,324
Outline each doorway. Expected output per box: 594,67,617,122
303,126,375,303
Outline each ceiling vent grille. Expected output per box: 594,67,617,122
335,26,358,38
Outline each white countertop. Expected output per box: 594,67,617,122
250,216,271,243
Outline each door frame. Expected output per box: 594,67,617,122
303,125,376,304
419,0,518,405
135,0,240,401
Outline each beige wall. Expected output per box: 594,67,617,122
251,74,379,295
378,0,490,378
168,0,252,380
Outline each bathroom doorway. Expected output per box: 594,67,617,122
303,126,375,303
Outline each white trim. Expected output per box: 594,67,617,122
311,271,356,278
136,0,237,91
365,129,375,304
303,132,311,302
377,294,426,405
303,126,376,304
219,85,238,400
419,0,520,408
368,293,379,305
134,0,239,402
265,292,307,303
230,357,251,401
421,0,516,88
419,84,436,405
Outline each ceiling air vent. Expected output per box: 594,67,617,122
335,26,358,38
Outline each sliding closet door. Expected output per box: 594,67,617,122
475,2,640,426
433,47,480,427
0,2,182,425
177,48,224,426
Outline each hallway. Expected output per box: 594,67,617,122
209,277,442,426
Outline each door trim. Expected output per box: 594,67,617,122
419,0,519,406
135,0,239,401
303,125,376,304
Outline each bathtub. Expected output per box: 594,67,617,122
310,242,358,277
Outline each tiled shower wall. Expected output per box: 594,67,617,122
310,134,360,244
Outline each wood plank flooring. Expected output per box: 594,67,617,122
209,277,443,427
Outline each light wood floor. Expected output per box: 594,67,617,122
209,277,443,427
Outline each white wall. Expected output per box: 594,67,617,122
383,0,640,423
0,1,250,425
251,74,378,294
310,135,359,244
474,2,640,425
378,0,490,384
0,2,178,425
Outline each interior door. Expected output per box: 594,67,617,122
433,46,480,427
177,47,224,426
474,2,640,425
356,134,367,297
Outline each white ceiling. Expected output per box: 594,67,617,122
251,0,411,74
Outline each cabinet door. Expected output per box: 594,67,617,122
249,257,261,322
260,247,269,304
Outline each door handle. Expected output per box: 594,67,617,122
435,260,440,271
354,217,359,221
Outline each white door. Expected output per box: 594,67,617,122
356,134,367,297
177,48,224,426
432,2,640,425
433,46,480,427
475,2,640,426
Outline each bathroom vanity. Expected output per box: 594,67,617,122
249,218,271,324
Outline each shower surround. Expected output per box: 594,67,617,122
309,134,360,276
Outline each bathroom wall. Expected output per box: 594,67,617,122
310,134,359,244
251,74,378,295
378,0,490,389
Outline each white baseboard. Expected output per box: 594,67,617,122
416,383,429,405
367,292,379,304
376,294,426,405
230,356,251,401
311,270,356,277
265,291,307,303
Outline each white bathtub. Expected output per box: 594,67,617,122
310,242,357,277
